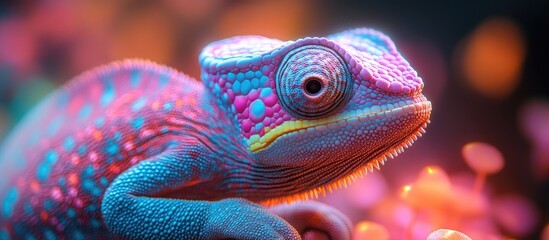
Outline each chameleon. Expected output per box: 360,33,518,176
0,28,431,239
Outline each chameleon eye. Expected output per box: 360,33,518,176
276,45,353,119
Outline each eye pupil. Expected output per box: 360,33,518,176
305,78,322,95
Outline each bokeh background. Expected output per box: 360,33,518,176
0,0,547,239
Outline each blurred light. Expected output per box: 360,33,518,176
66,2,119,73
327,141,533,239
319,171,387,223
459,17,525,99
344,171,387,209
412,221,436,240
80,1,119,31
213,0,310,39
448,172,490,219
162,0,220,24
459,217,502,240
0,18,38,75
417,165,451,185
109,5,177,64
519,100,549,178
462,142,504,175
30,0,81,42
399,166,452,213
447,186,488,218
492,194,539,237
67,31,110,75
399,183,420,208
448,171,476,190
414,165,452,210
463,232,502,240
353,221,389,240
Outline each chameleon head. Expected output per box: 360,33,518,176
200,28,431,201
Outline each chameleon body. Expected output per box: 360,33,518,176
0,28,431,239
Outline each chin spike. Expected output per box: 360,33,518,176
373,160,381,170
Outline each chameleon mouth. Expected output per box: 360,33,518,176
247,96,432,153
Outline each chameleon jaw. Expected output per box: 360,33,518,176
246,96,432,153
258,118,430,206
258,117,430,206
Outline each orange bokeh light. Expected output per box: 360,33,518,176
353,221,390,240
109,6,177,65
460,17,526,99
213,0,310,40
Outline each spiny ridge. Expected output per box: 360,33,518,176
260,122,428,206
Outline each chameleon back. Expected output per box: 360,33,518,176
0,60,240,238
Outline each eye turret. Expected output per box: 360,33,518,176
275,45,353,119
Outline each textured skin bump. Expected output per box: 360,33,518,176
0,28,431,239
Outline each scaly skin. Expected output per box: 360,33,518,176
0,28,431,239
